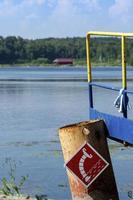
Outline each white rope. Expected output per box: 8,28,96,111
114,89,129,113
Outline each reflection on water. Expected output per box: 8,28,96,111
0,67,132,199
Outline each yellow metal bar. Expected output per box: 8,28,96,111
87,31,133,38
86,31,129,117
121,36,127,89
86,34,92,82
86,31,129,87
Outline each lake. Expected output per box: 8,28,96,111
0,66,133,200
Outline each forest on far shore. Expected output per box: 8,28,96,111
0,36,133,66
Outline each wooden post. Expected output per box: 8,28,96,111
59,120,119,200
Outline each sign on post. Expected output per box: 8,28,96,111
66,142,109,188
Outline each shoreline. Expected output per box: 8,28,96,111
0,195,35,200
0,64,132,68
0,195,53,200
0,63,130,68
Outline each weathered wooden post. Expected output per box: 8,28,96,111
59,120,119,200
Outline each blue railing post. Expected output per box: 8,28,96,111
88,83,93,109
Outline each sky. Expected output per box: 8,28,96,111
0,0,133,38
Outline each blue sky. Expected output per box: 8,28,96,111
0,0,132,38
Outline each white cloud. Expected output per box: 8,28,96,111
109,0,133,23
0,1,24,17
39,0,102,37
77,0,100,11
0,0,47,17
25,13,39,20
47,0,55,7
23,0,46,5
0,0,124,38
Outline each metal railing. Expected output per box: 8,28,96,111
86,31,133,118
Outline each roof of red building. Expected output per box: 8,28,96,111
53,58,73,64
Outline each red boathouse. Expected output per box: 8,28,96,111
53,58,73,65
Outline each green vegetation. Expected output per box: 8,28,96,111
0,158,28,196
0,36,133,66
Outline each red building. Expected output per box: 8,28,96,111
53,58,73,65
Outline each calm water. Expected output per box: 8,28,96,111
0,66,133,200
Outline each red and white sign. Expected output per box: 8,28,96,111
66,142,109,188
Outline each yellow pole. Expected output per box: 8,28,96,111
87,31,133,37
121,36,127,89
86,34,92,82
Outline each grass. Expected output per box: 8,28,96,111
0,58,132,67
74,58,123,67
0,158,28,197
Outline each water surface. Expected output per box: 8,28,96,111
0,66,132,200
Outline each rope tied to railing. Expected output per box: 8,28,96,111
114,88,129,113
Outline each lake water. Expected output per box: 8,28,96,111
0,66,133,200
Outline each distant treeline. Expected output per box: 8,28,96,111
0,36,133,66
